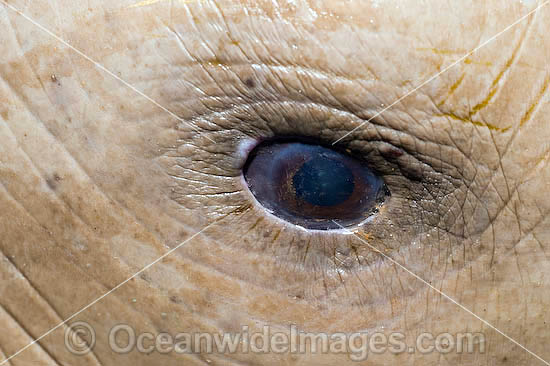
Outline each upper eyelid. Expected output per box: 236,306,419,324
181,93,458,154
184,98,370,138
177,99,461,181
171,81,470,183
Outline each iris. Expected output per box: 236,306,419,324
293,156,355,207
243,139,388,230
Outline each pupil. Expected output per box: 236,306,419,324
292,156,355,207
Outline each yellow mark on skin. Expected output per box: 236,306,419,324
463,58,493,67
470,88,498,114
128,0,162,7
272,229,281,242
437,73,465,107
352,230,392,255
417,48,493,67
354,231,372,242
470,47,517,114
533,148,550,172
228,203,252,216
398,79,412,88
249,217,264,231
243,216,263,237
127,0,204,8
472,60,514,114
416,47,466,55
520,76,550,126
447,73,465,95
436,113,510,132
206,57,226,67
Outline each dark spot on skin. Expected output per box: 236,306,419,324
50,74,60,86
502,357,508,362
229,203,252,215
379,144,405,159
244,78,256,88
46,173,62,190
170,295,183,304
179,230,189,240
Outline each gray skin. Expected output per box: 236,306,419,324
0,0,549,365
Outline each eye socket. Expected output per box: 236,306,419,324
243,139,389,230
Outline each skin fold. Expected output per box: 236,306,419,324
0,0,549,365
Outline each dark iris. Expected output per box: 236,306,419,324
293,157,354,206
243,139,389,230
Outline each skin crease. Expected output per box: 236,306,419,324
0,0,549,365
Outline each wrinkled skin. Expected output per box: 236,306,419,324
1,0,550,365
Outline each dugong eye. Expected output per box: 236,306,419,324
243,139,389,230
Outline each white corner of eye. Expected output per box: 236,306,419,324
234,137,260,169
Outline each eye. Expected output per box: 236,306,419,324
243,139,389,230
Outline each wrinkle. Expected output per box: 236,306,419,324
477,115,549,250
0,73,100,235
0,181,148,354
0,253,81,364
0,304,61,366
176,191,241,198
174,164,236,178
166,59,381,102
0,347,12,366
165,23,226,109
454,132,515,243
519,73,550,127
470,9,536,116
435,112,510,132
0,50,174,257
178,96,473,174
473,51,546,216
436,72,465,107
0,172,207,366
165,2,268,103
